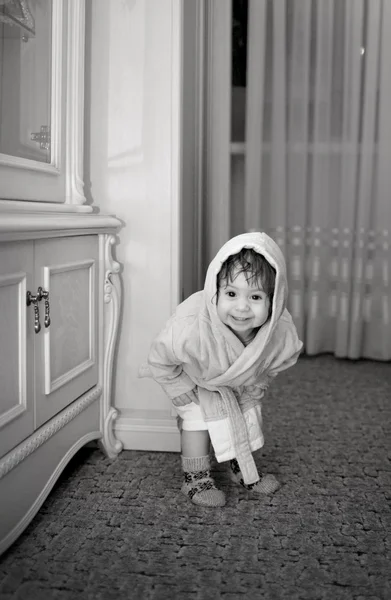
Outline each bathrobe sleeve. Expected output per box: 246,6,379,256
260,311,303,378
146,317,196,399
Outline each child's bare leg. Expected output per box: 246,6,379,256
180,429,225,507
181,430,210,457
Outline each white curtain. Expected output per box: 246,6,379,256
243,0,391,360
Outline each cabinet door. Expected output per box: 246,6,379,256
0,242,34,459
34,236,99,427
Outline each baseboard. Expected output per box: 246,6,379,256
114,409,180,452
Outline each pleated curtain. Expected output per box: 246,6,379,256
238,0,391,360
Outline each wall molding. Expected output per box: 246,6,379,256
115,409,180,453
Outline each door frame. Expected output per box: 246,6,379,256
180,0,233,297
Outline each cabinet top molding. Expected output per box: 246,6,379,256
0,212,122,242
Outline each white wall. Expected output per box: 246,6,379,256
84,0,182,451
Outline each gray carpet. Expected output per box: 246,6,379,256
0,355,390,600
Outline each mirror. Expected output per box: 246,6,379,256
0,0,52,163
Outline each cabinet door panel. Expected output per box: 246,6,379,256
0,242,34,459
34,236,99,427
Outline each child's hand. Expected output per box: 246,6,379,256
172,388,199,406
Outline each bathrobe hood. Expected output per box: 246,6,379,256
140,232,302,484
201,231,290,386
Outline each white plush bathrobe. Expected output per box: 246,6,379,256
139,232,303,484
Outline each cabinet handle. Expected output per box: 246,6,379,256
26,291,41,334
26,287,50,332
38,287,51,328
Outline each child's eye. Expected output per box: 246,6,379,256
227,291,236,298
251,295,262,301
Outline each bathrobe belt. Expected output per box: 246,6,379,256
198,385,260,485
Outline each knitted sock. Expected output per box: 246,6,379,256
181,455,226,507
230,458,280,495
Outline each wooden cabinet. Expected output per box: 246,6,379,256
0,220,122,556
0,235,100,460
0,0,123,556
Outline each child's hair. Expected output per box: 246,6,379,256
217,248,276,318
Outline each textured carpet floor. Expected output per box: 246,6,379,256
0,355,390,600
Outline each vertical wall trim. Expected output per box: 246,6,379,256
195,0,205,291
180,0,206,297
204,0,232,266
171,0,182,312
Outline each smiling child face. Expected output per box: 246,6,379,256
216,269,270,344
